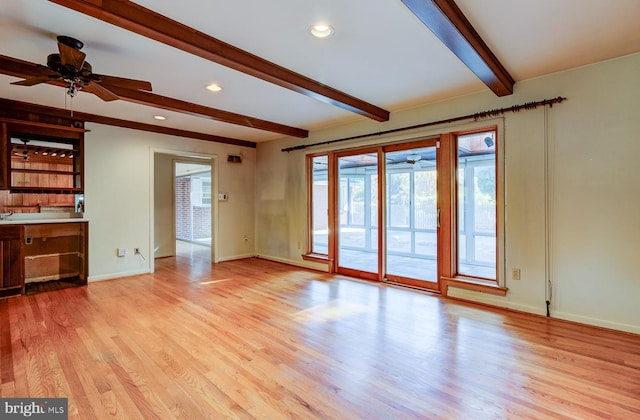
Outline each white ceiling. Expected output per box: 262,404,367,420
1,0,639,144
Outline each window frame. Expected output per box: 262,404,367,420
304,153,332,264
440,126,506,295
303,124,506,296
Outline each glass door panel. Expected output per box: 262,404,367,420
385,145,438,287
457,131,496,279
337,152,379,277
309,155,329,254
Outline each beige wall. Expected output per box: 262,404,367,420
255,53,640,334
153,153,175,259
84,125,255,280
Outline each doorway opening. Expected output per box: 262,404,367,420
175,161,212,260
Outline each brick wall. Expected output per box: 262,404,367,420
175,177,191,240
175,175,212,242
192,206,211,240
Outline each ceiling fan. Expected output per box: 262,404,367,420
10,35,152,101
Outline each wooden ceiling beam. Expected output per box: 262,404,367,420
401,0,514,96
99,84,307,138
0,54,307,138
0,98,257,148
48,0,391,122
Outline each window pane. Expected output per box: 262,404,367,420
474,166,496,234
311,155,328,254
348,177,365,225
457,131,496,279
388,230,411,253
385,146,438,283
371,175,378,228
388,173,410,227
338,153,379,273
202,179,212,205
370,228,378,250
415,170,437,229
415,231,437,257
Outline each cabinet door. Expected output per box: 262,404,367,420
0,123,8,190
0,225,25,289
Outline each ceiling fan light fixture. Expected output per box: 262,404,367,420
309,23,334,38
484,136,495,147
406,154,422,164
206,83,223,92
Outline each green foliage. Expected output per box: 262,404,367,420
475,166,495,203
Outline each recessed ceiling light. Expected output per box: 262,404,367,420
153,115,167,121
309,23,334,38
206,83,223,92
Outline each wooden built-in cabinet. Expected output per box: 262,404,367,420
0,109,89,297
24,222,88,285
0,119,85,196
0,225,25,298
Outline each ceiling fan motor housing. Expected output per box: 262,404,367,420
56,35,84,50
47,53,95,82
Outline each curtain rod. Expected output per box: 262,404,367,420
282,96,567,152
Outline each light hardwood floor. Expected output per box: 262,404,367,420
1,253,639,419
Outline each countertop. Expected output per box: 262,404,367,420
0,216,88,225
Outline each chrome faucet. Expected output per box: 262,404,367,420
0,211,14,220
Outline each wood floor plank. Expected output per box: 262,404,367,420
1,251,639,418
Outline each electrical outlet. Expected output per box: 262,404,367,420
511,268,521,280
117,247,126,257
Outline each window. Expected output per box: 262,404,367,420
309,155,329,255
191,176,212,207
305,127,502,295
457,130,497,280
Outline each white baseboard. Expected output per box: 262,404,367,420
448,287,640,335
552,311,640,335
216,253,256,262
447,287,547,316
88,268,150,283
255,254,329,272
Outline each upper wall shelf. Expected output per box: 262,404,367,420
1,119,85,195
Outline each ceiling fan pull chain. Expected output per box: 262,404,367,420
64,89,74,117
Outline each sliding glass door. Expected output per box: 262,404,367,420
384,141,439,289
336,150,380,280
328,128,498,292
334,142,440,288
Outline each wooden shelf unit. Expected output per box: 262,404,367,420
24,222,88,285
1,118,85,194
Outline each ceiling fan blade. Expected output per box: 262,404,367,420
97,75,152,92
11,75,60,86
0,55,55,79
82,82,119,101
58,41,86,70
